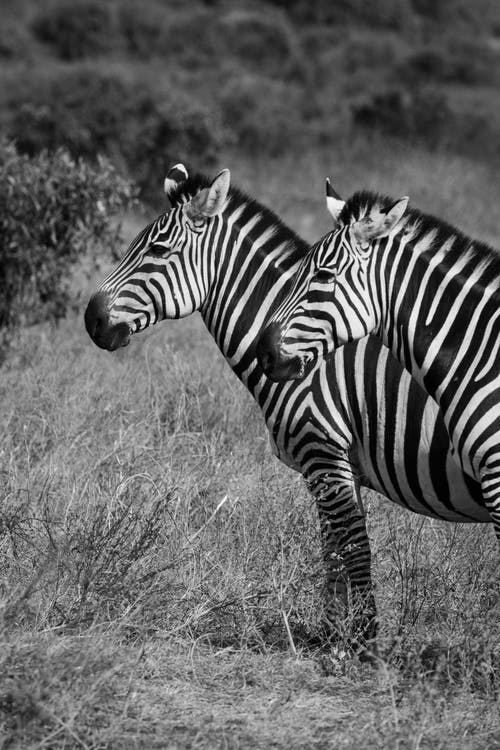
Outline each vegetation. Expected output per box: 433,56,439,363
0,0,499,199
1,142,499,747
1,0,499,746
0,141,134,347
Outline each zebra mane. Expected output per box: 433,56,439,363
340,190,500,272
169,171,309,260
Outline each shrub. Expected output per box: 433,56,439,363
219,74,305,155
0,20,31,60
2,66,226,201
118,2,216,62
220,9,307,78
117,0,170,58
352,88,454,148
411,0,500,30
266,0,414,28
31,0,117,60
0,141,134,337
352,86,500,160
399,41,500,87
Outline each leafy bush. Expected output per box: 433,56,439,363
117,0,170,58
411,0,500,30
0,20,31,59
32,0,218,64
353,88,456,149
266,0,414,28
400,41,500,87
31,0,117,60
0,141,134,336
2,66,226,200
118,2,216,62
220,9,307,78
219,74,305,155
352,87,500,159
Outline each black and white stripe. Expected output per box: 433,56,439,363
258,189,499,542
85,170,489,649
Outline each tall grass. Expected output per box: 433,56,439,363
1,146,499,747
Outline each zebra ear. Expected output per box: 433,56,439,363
325,178,345,224
353,196,409,244
187,169,230,220
164,163,189,199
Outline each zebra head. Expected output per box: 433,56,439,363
258,182,408,381
84,164,230,350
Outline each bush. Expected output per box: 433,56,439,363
31,0,117,60
0,141,134,336
352,87,500,160
32,0,219,64
117,1,170,58
411,0,500,30
266,0,414,28
220,9,307,78
2,66,226,200
219,74,305,155
399,41,500,87
118,2,216,62
0,20,31,60
352,88,456,148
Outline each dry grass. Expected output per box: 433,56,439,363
1,146,499,748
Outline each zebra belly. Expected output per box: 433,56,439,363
336,338,489,523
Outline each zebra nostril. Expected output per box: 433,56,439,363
260,349,274,373
92,315,103,338
84,290,113,344
257,325,280,373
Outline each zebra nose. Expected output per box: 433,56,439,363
257,322,282,375
84,291,111,342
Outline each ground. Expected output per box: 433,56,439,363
1,145,499,748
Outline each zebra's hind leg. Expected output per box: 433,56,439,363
479,463,500,544
307,470,377,657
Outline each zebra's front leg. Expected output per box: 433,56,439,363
307,470,377,654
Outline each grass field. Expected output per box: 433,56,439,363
1,145,499,748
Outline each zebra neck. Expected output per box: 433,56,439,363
199,206,306,398
378,228,500,414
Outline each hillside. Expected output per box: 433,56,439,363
1,0,500,201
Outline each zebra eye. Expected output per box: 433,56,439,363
147,243,166,258
315,268,336,284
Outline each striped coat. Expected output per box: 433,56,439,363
257,188,500,542
84,168,487,649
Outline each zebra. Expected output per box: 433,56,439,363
257,181,499,541
84,165,487,651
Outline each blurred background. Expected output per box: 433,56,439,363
2,0,500,207
1,5,500,744
3,0,500,335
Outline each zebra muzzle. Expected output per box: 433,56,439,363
84,292,131,351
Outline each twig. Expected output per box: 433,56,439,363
281,607,297,657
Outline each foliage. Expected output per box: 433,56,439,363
0,146,499,747
2,66,225,200
400,40,500,87
0,20,31,60
411,0,500,30
2,0,500,187
219,75,305,155
352,87,500,159
266,0,415,27
118,2,216,62
0,141,134,335
31,0,116,60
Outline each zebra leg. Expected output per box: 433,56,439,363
307,469,377,654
